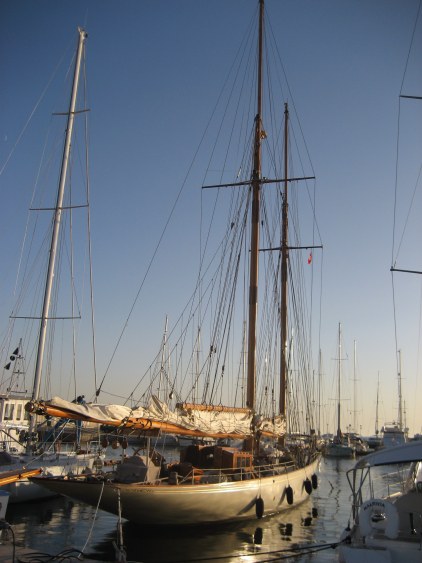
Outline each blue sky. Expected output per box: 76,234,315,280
1,1,421,437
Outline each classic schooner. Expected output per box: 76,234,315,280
29,0,322,525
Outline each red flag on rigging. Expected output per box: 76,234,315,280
307,252,312,265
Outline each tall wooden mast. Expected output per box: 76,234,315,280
280,103,289,417
201,0,316,425
246,0,264,410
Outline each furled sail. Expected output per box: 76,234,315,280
27,395,285,439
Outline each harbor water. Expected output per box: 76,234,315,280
1,454,357,562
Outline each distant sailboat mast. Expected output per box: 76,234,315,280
317,349,323,436
352,340,357,433
375,372,380,437
157,316,168,401
337,322,342,439
397,349,403,431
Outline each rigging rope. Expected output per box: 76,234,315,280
80,480,105,556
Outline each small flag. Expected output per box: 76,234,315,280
307,252,312,265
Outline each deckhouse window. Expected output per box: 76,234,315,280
4,404,14,420
16,404,22,420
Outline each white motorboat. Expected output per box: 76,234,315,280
338,441,422,562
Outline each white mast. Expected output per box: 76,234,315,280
375,372,380,436
29,29,87,410
318,348,322,436
353,340,357,433
336,322,342,439
397,349,403,431
158,316,169,401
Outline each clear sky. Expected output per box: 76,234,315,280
1,0,421,438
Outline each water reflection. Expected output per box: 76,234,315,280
2,457,356,562
86,501,319,562
253,527,263,544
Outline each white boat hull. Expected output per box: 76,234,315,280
339,540,422,563
2,452,100,504
32,456,320,525
338,443,422,563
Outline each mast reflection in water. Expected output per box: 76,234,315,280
2,456,355,562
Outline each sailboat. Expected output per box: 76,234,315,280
0,27,102,503
381,350,407,448
366,373,383,450
347,340,369,455
324,323,355,458
29,0,321,525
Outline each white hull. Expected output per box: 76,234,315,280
338,442,422,563
339,539,422,563
2,451,100,503
382,429,406,448
33,456,320,525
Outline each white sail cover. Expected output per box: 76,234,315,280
46,395,286,437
